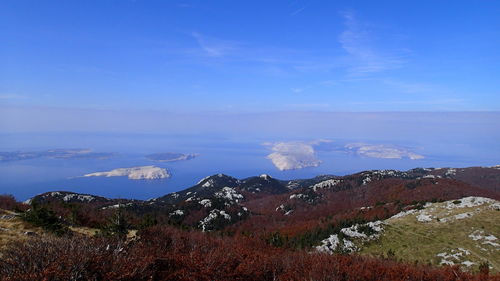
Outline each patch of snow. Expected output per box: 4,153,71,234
362,176,372,185
286,181,300,189
367,221,384,232
199,209,232,232
317,221,384,254
199,199,212,208
215,187,243,202
290,194,305,200
341,227,368,238
422,174,441,179
436,248,471,266
462,261,475,267
444,197,495,209
389,197,499,225
454,212,473,220
311,179,342,191
469,230,500,248
103,204,120,209
416,213,433,222
170,210,184,216
445,168,457,177
490,202,500,210
316,234,357,254
185,196,196,202
202,179,215,188
340,221,384,239
62,193,96,202
276,204,293,215
259,174,271,180
101,203,133,210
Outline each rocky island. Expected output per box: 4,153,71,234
82,166,170,180
145,152,197,162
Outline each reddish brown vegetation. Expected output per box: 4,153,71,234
0,194,27,212
233,178,499,236
448,167,500,192
1,225,498,281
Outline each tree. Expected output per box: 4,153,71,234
138,213,158,230
99,207,129,238
21,203,69,236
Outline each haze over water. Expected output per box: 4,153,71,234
2,112,499,201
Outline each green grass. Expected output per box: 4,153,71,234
359,201,500,273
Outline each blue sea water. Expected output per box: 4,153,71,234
0,132,499,201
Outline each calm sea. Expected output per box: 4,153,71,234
1,132,498,201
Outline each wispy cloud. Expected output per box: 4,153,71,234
289,0,310,16
381,79,443,94
348,98,468,109
0,94,26,100
339,11,408,75
177,3,195,9
285,103,331,110
290,6,307,16
191,32,240,57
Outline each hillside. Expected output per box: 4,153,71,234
314,197,500,273
2,165,499,280
375,196,499,272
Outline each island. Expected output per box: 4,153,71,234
265,141,321,171
82,166,170,180
0,149,115,162
344,143,424,160
145,152,197,162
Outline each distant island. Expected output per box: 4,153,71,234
344,143,424,160
0,149,115,162
82,166,170,180
145,152,197,162
264,141,321,171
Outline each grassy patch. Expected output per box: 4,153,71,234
359,201,500,273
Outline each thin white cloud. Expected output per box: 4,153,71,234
381,79,442,94
290,6,306,16
339,11,407,75
348,98,467,108
285,103,330,110
191,32,239,57
0,94,26,100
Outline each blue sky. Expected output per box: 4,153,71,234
1,0,499,114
